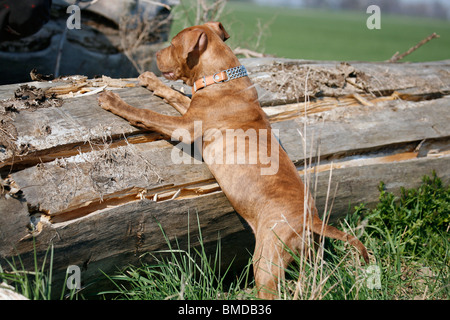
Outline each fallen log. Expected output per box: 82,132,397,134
1,58,449,296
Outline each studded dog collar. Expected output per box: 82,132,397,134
193,65,248,93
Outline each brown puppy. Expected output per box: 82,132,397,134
98,22,369,299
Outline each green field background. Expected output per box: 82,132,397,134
170,1,450,62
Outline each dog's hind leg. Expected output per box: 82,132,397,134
253,231,293,299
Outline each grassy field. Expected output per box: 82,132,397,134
170,1,450,62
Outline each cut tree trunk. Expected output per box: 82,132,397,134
1,58,449,296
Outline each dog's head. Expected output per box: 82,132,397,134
156,22,231,86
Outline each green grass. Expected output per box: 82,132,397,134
100,221,255,300
0,243,54,300
348,172,449,299
0,241,78,300
101,172,449,300
170,1,450,62
2,173,448,299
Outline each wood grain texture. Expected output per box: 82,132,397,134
1,59,449,295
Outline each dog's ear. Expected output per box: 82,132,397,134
184,29,208,56
184,29,208,68
205,21,230,42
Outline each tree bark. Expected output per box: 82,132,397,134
1,58,449,296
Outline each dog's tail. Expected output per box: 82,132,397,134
312,221,370,264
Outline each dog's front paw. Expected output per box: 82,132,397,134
138,71,164,91
98,90,120,111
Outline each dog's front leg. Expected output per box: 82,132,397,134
98,90,195,141
138,71,191,115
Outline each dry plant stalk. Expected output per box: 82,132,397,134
119,6,173,74
295,67,329,299
233,17,274,58
271,64,364,300
388,32,440,63
233,47,266,58
177,0,227,27
140,0,172,11
177,0,268,58
195,0,228,25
